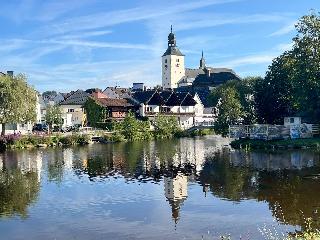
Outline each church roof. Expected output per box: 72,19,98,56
180,67,240,89
162,46,184,57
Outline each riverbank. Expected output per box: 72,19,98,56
0,128,214,151
230,138,320,150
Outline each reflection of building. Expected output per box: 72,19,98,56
164,173,188,224
230,150,318,170
63,148,74,170
18,151,43,181
171,138,206,174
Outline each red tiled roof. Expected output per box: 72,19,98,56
95,97,132,107
91,91,108,99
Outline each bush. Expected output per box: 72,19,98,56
76,134,91,145
59,135,78,145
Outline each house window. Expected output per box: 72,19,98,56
290,118,295,123
145,106,152,112
68,109,74,113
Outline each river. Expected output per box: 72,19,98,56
0,136,319,240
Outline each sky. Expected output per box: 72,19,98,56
0,0,319,92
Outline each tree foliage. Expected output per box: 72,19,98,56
212,87,243,136
114,112,152,141
255,12,320,123
83,97,106,127
0,74,37,135
45,105,63,129
209,78,260,135
153,115,180,139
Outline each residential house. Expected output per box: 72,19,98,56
59,89,110,128
85,97,134,126
103,87,131,99
59,90,91,128
130,90,213,129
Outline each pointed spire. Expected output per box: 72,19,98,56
171,25,173,33
200,50,206,69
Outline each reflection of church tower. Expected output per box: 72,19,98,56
0,155,3,171
162,26,185,89
164,173,188,225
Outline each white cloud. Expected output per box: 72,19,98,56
269,21,296,36
275,42,293,52
175,13,289,31
214,54,276,68
35,0,242,37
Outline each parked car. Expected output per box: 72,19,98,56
33,124,48,132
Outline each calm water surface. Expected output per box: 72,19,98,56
0,136,319,240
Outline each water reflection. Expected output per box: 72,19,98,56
200,149,320,229
0,137,319,239
0,150,41,218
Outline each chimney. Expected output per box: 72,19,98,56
7,71,13,77
206,68,211,77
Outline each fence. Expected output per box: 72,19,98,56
229,124,319,140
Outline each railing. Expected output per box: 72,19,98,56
145,112,195,116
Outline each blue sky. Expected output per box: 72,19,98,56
0,0,319,92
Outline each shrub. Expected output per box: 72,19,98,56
76,134,91,145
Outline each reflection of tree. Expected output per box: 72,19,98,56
0,170,40,218
200,150,320,229
255,171,320,229
47,154,64,183
200,151,255,201
85,156,113,179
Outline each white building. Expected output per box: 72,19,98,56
59,90,90,127
131,90,199,129
131,90,214,129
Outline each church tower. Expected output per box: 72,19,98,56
162,26,185,89
200,51,206,69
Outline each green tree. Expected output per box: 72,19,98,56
209,78,259,125
255,12,320,123
0,74,37,135
255,53,296,124
83,97,106,127
153,115,180,139
114,112,151,141
213,87,243,136
45,105,63,131
291,12,320,120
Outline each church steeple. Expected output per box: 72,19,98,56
168,25,176,47
162,26,185,89
200,50,206,69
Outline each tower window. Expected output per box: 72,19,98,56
176,59,179,62
165,59,167,63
